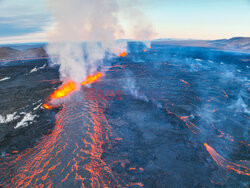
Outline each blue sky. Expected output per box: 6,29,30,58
0,0,249,43
0,0,52,43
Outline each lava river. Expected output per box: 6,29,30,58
0,92,132,187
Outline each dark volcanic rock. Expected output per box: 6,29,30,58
0,59,60,154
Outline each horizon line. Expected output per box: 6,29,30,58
0,36,250,46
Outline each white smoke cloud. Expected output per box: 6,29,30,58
130,10,155,42
45,0,122,42
46,42,87,82
119,0,156,40
45,0,155,83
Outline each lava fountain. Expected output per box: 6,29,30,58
43,72,104,109
118,51,127,58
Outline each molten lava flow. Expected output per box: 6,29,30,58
118,51,127,57
43,72,104,109
0,93,134,187
180,79,189,85
204,143,249,176
50,81,77,99
165,108,201,134
43,104,52,110
221,90,229,99
81,72,103,86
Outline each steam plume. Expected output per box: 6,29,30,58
45,0,155,83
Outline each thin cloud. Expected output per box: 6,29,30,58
0,0,52,37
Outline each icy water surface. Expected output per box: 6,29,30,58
0,43,249,187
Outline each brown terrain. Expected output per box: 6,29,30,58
0,47,47,61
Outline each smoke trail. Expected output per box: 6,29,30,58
119,0,156,48
46,0,122,42
45,0,156,93
124,71,148,101
129,9,155,42
45,0,127,84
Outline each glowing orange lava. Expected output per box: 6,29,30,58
43,104,52,110
221,90,229,99
204,143,249,176
180,79,189,85
0,92,138,187
50,81,77,99
166,108,201,134
81,72,103,86
44,72,104,106
118,52,127,57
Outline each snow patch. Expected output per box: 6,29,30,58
29,64,46,73
0,112,20,124
0,77,10,82
15,113,37,129
33,103,42,111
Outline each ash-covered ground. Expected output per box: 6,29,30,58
0,43,249,187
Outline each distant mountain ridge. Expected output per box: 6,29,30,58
152,37,250,53
0,47,21,59
0,37,249,61
0,47,47,61
209,37,250,52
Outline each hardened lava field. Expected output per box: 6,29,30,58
0,43,249,187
